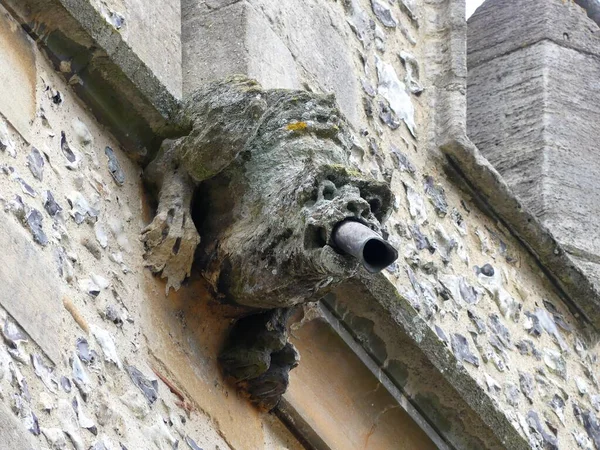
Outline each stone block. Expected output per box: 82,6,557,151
285,316,437,450
182,0,361,125
182,1,300,95
249,0,361,125
120,0,183,97
0,10,36,142
467,42,547,218
0,218,61,365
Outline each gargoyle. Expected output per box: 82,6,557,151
142,76,397,409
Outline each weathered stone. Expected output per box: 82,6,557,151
31,353,57,392
183,1,300,95
91,325,122,369
58,398,84,449
26,147,44,181
66,192,98,224
0,10,35,141
126,365,159,404
59,131,77,164
371,0,397,28
488,314,511,349
15,175,35,198
344,0,376,47
519,371,535,404
467,309,486,334
399,51,423,95
25,209,47,246
144,77,394,305
72,352,91,401
0,219,61,364
544,349,567,380
434,224,457,263
120,390,150,419
390,145,416,174
0,118,16,158
404,184,428,225
423,176,448,217
375,56,416,136
104,146,125,186
434,325,448,345
576,405,600,449
476,263,494,277
504,383,520,407
219,308,300,410
526,410,558,449
451,333,479,367
549,394,566,425
43,191,62,217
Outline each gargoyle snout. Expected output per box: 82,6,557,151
331,220,398,273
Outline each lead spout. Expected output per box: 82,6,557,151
331,220,398,273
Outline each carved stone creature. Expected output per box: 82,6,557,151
142,76,394,409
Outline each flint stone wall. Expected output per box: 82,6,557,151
2,0,600,449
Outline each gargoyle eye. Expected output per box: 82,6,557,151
322,185,335,200
319,180,337,201
368,198,382,214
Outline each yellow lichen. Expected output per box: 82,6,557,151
286,121,308,131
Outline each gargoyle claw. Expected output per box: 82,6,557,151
141,206,200,293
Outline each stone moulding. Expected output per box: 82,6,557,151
0,0,183,163
345,272,529,449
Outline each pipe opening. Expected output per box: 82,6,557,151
331,220,398,273
362,238,397,273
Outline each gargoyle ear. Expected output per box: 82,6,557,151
178,76,268,183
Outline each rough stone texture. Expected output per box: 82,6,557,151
470,37,600,263
0,401,37,450
219,308,300,411
467,42,547,219
5,0,600,448
0,11,304,448
0,9,36,142
143,76,396,408
323,280,523,450
467,0,600,69
144,76,393,307
575,0,600,26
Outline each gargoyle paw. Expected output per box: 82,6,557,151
141,206,200,293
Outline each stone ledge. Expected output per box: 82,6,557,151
0,0,184,163
325,274,529,450
440,136,600,329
